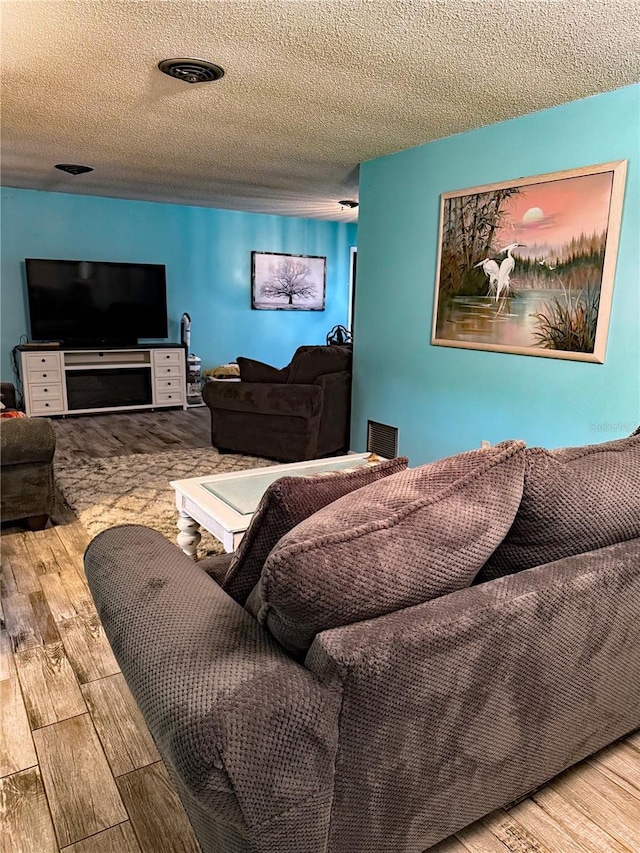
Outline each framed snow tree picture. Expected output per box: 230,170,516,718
251,251,326,311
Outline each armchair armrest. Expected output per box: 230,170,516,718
85,526,340,848
203,380,322,418
0,417,56,465
0,382,17,410
306,539,640,851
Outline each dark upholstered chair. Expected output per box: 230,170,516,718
202,345,352,461
0,384,56,529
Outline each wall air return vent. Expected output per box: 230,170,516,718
158,58,225,84
367,420,399,459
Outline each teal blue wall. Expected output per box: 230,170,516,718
354,85,640,464
0,188,356,381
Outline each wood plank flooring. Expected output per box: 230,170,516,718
2,409,639,853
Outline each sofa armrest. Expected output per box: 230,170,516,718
203,380,322,418
85,526,340,847
197,550,234,585
306,538,640,851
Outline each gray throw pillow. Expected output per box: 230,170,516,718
222,456,409,604
246,440,526,655
477,433,640,582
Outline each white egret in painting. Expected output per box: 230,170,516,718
496,243,526,300
474,257,500,296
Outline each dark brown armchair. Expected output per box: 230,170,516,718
0,383,56,529
202,345,352,462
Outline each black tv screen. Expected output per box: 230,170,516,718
25,258,168,346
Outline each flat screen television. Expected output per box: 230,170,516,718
25,258,168,347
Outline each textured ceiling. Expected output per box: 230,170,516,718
2,0,639,222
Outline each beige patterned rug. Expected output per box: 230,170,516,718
55,448,273,556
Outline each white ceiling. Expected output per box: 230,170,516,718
2,0,639,223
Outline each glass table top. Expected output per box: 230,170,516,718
201,457,369,515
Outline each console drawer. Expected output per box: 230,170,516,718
156,390,182,405
30,383,64,402
155,364,183,378
28,368,62,384
24,352,63,371
156,378,180,390
30,397,64,415
153,350,182,366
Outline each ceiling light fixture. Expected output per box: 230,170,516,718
54,164,94,175
158,58,225,84
339,200,359,209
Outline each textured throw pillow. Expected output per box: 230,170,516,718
246,440,526,655
477,433,640,583
222,456,409,604
236,357,290,383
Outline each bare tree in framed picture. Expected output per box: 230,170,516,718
431,160,627,362
252,251,326,310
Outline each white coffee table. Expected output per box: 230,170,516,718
170,453,374,557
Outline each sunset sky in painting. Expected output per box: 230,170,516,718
495,170,614,255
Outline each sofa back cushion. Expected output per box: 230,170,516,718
246,440,526,654
477,433,640,582
287,345,351,385
223,456,409,604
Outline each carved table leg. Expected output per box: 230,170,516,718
177,511,201,560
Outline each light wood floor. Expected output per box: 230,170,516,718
2,410,639,853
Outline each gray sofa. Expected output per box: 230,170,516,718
85,434,640,853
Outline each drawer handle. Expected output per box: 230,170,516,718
167,369,171,373
166,354,170,359
45,403,49,407
42,373,47,378
167,382,171,386
168,395,172,399
41,358,46,363
44,388,48,393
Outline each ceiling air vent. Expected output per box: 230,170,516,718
55,164,93,175
158,58,225,84
367,420,399,459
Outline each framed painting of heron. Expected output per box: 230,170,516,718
431,160,627,362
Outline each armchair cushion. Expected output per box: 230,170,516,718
246,441,526,654
223,456,409,605
287,345,351,384
236,357,289,383
478,433,640,582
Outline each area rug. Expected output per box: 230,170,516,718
55,448,273,556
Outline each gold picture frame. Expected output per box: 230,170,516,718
431,160,627,362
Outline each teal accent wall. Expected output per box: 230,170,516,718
354,85,640,464
0,188,356,381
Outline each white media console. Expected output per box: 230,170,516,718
19,346,187,417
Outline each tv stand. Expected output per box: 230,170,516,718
19,345,187,417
